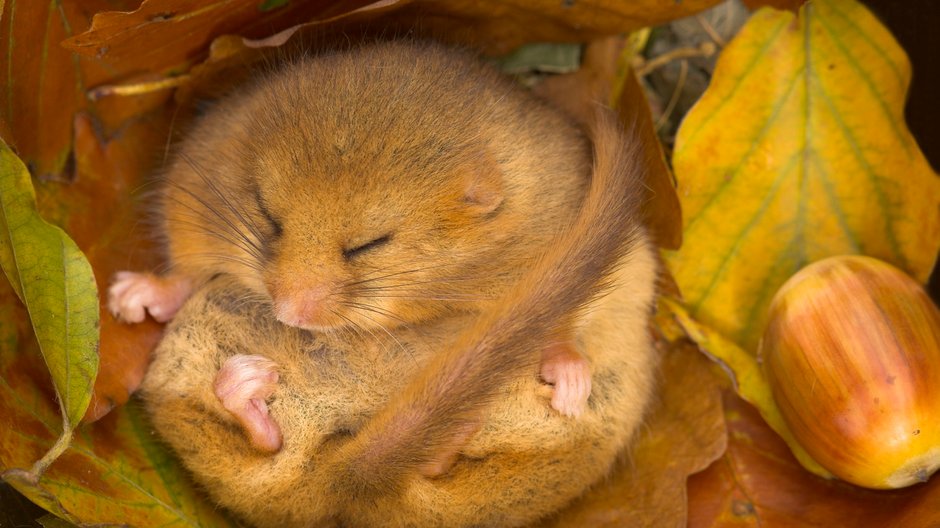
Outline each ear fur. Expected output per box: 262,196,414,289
462,150,503,215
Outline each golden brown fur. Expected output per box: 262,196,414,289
135,41,659,526
156,42,591,330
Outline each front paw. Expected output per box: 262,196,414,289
214,354,283,453
108,271,192,323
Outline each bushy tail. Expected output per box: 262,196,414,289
332,107,650,497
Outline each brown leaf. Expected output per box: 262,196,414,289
65,0,725,81
614,60,683,250
0,1,133,179
740,0,805,12
548,342,726,527
63,0,401,76
687,392,940,527
170,1,407,106
382,0,727,55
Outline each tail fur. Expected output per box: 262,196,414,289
331,107,649,498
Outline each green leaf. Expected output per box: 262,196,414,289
0,138,98,441
493,43,582,75
258,0,289,11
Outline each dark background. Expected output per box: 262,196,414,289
867,0,940,299
1,0,938,526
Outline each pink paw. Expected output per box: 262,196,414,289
540,344,592,418
214,354,282,453
108,272,192,323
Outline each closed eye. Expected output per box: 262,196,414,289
253,186,283,237
343,234,392,260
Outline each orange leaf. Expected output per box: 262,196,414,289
688,393,940,527
0,1,132,178
69,111,171,421
63,0,403,75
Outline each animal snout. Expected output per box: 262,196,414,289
274,284,332,329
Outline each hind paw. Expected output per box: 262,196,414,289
540,343,592,418
214,354,283,453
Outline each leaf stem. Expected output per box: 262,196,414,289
30,421,73,476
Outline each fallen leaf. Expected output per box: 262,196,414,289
169,1,406,106
381,0,726,55
661,297,831,479
0,0,138,179
666,0,940,350
548,341,726,527
63,0,403,76
0,281,235,526
741,0,805,12
688,392,940,527
614,56,683,251
66,0,726,83
0,140,98,443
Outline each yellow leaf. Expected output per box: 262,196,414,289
666,0,940,350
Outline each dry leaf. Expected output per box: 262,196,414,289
741,0,805,12
69,111,170,421
0,1,138,179
661,297,831,479
63,0,395,75
548,342,726,527
688,392,940,527
666,0,940,350
381,0,726,55
66,0,727,83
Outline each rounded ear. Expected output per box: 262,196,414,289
462,151,504,215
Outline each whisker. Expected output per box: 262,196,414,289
172,251,266,273
350,275,497,293
333,311,392,356
345,308,410,357
350,294,489,302
161,177,266,260
341,301,412,327
342,262,467,288
165,217,266,263
169,194,266,261
179,153,268,245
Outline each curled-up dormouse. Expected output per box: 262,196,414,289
123,41,658,527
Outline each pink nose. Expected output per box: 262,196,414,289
274,285,331,328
